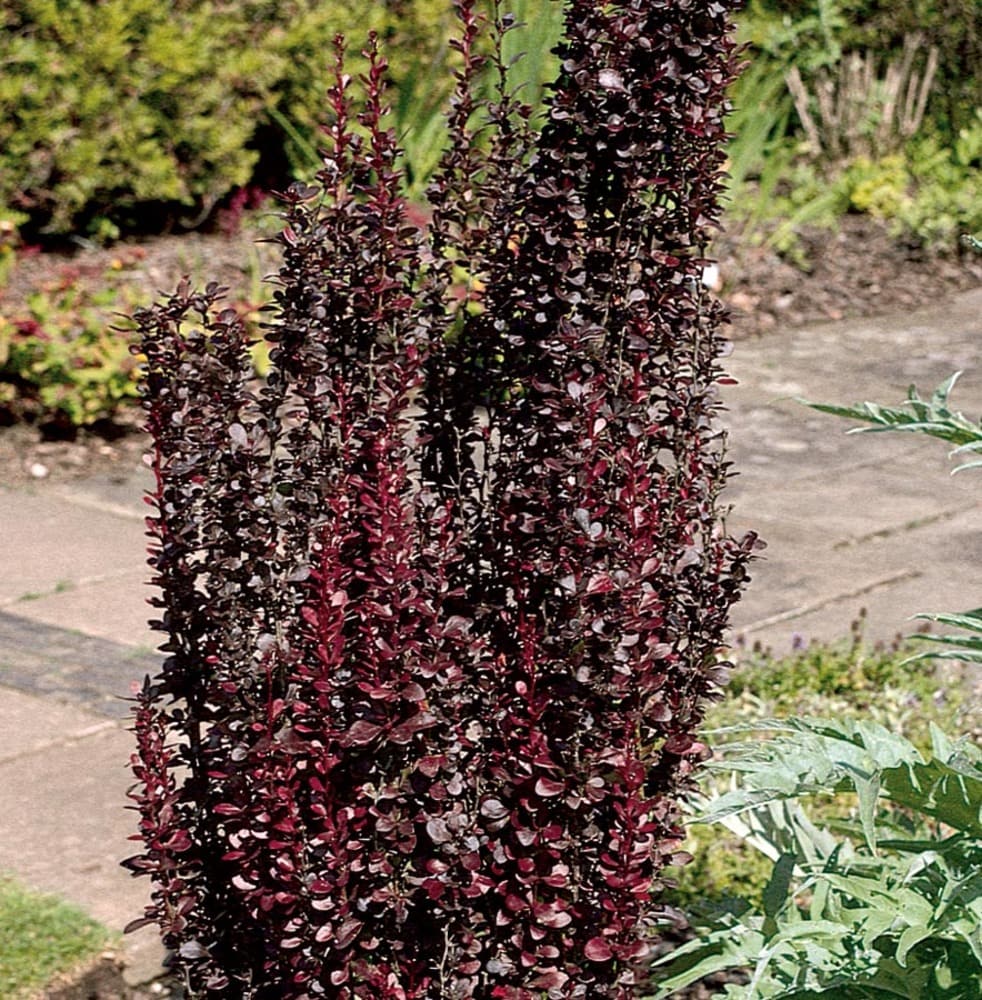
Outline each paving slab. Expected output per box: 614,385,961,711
0,724,136,923
726,450,982,646
720,288,982,651
738,568,977,659
0,489,146,606
49,465,152,522
731,464,977,542
0,610,159,718
728,290,982,398
730,539,982,652
0,690,167,982
14,567,158,649
0,687,116,764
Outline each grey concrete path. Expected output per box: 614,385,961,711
1,286,980,986
724,286,982,653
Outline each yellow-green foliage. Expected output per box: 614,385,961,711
0,0,453,235
846,155,910,219
898,115,982,249
839,117,982,250
0,238,279,430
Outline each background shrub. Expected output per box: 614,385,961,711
2,0,978,252
0,0,451,238
743,0,980,134
725,0,981,254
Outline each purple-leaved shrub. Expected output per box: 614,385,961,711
124,2,756,997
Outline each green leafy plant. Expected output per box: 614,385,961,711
0,241,279,431
829,115,982,251
489,0,564,121
276,1,565,203
718,627,978,752
718,4,847,257
650,718,982,999
805,371,982,468
738,0,847,75
722,60,796,219
0,263,142,431
665,626,979,913
804,372,982,666
895,116,982,250
0,214,27,288
743,0,980,139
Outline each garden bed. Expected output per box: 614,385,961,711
1,214,979,488
718,214,982,335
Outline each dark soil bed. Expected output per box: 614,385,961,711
719,215,982,335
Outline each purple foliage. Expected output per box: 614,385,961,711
124,4,756,997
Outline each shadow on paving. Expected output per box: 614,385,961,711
0,610,159,719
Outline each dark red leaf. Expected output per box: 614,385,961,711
585,937,614,961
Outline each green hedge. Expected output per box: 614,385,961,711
0,0,452,236
2,1,978,242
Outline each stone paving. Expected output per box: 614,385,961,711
724,287,982,653
0,286,979,987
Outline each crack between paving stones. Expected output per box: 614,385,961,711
0,566,148,609
832,502,980,550
0,719,120,768
48,490,145,522
737,567,923,635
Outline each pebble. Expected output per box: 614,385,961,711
728,291,757,313
701,263,722,291
29,461,49,478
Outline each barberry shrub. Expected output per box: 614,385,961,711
124,2,756,997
